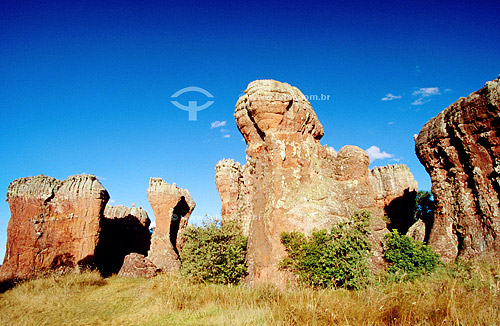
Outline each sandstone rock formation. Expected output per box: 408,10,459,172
415,76,500,261
0,174,109,280
95,204,151,276
370,164,418,233
147,178,195,271
118,253,157,278
215,80,419,287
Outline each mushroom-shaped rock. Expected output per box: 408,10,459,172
147,178,195,271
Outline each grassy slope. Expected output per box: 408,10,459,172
0,259,499,326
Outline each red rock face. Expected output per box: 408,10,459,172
147,178,195,271
0,175,109,280
215,80,419,287
415,76,500,261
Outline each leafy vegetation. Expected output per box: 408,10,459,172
414,190,434,224
180,217,248,285
384,229,440,280
280,210,372,289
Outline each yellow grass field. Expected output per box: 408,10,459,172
1,258,499,326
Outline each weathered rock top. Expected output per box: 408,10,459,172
104,204,150,227
7,175,62,200
147,178,195,205
370,164,418,200
416,76,500,147
235,79,324,149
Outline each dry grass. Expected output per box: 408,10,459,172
0,258,499,326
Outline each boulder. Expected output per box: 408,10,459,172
118,253,157,278
147,178,195,271
0,174,109,280
215,80,419,287
407,219,426,243
415,76,500,261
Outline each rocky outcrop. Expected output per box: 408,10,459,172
370,165,418,233
147,178,195,271
118,253,157,278
0,174,109,280
95,204,151,276
415,76,500,261
215,159,253,235
215,80,419,287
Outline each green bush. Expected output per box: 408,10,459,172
280,210,372,289
384,229,440,280
180,217,248,285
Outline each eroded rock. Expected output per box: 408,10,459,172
216,80,419,287
0,174,109,280
118,253,157,278
147,178,195,271
415,76,500,261
370,164,418,233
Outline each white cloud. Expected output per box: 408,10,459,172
211,120,227,129
365,146,394,162
412,87,440,106
220,128,230,133
223,134,231,138
411,98,431,106
387,121,395,125
412,87,440,96
381,93,402,101
149,220,156,230
109,199,115,204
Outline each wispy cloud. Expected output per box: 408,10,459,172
366,145,394,162
381,93,402,101
211,120,227,129
109,199,115,204
412,87,440,105
223,134,231,138
412,87,440,96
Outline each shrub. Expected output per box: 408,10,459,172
280,210,372,289
180,217,248,285
384,229,440,280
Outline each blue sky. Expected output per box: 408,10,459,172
1,0,499,257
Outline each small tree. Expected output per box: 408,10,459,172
280,210,372,289
384,229,440,280
414,190,434,224
180,217,247,285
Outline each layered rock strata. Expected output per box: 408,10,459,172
415,76,500,261
0,174,109,280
